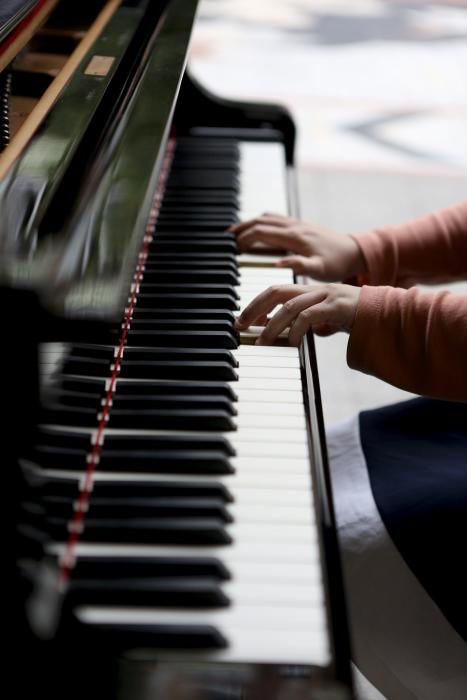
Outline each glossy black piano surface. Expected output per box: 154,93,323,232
2,1,353,698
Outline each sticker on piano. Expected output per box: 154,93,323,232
84,56,115,77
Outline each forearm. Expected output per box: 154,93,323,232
348,285,467,401
351,200,467,287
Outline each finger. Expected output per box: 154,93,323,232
236,226,308,254
276,255,325,278
256,289,327,345
228,213,290,234
235,284,309,330
242,313,269,327
288,302,338,346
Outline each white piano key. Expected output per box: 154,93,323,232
36,466,314,491
234,388,303,404
234,343,299,356
238,252,284,267
232,353,300,368
76,605,330,666
52,540,322,566
234,413,307,430
238,142,288,220
235,376,301,390
231,456,310,474
222,582,324,607
235,401,304,415
237,365,299,379
229,503,314,524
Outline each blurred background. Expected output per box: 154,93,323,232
189,0,467,429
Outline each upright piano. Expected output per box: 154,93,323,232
2,2,353,698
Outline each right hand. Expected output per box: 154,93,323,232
229,213,366,282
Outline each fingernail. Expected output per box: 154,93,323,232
235,318,245,330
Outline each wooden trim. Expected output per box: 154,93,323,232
0,0,60,73
0,0,122,181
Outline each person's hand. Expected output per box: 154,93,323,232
235,283,361,346
229,213,366,281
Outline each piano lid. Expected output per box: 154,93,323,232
0,0,200,321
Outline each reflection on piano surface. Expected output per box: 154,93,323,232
2,2,353,698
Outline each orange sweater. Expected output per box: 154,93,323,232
348,201,467,401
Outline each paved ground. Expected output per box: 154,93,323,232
191,0,467,173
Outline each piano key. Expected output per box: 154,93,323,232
68,577,231,608
106,408,237,432
44,495,233,522
135,293,239,310
149,239,238,255
113,379,238,401
110,394,236,414
238,142,289,221
75,606,328,664
140,268,239,284
124,330,239,349
116,360,239,382
72,555,231,580
50,516,233,545
136,283,239,298
128,308,237,322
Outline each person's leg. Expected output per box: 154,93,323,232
327,401,467,700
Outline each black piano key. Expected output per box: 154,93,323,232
135,293,239,310
59,375,107,394
116,360,238,382
68,577,230,608
98,450,234,475
43,495,233,522
152,232,236,241
50,516,233,545
120,347,238,366
80,622,228,650
124,330,239,350
166,171,239,190
44,389,102,409
136,283,239,300
161,190,238,206
140,269,239,284
158,205,238,215
107,407,236,431
149,239,237,255
38,476,234,504
61,356,113,377
111,393,236,414
33,445,91,469
102,433,234,457
91,479,234,503
112,379,237,400
35,428,93,451
66,343,116,359
40,403,99,427
124,323,238,347
73,555,231,580
144,252,238,266
129,308,237,322
155,220,236,233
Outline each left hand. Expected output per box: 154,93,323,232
235,283,361,346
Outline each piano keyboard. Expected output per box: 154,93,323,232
26,135,331,668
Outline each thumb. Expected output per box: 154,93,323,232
277,255,324,277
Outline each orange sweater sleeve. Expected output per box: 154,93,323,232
350,200,467,287
348,285,467,401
